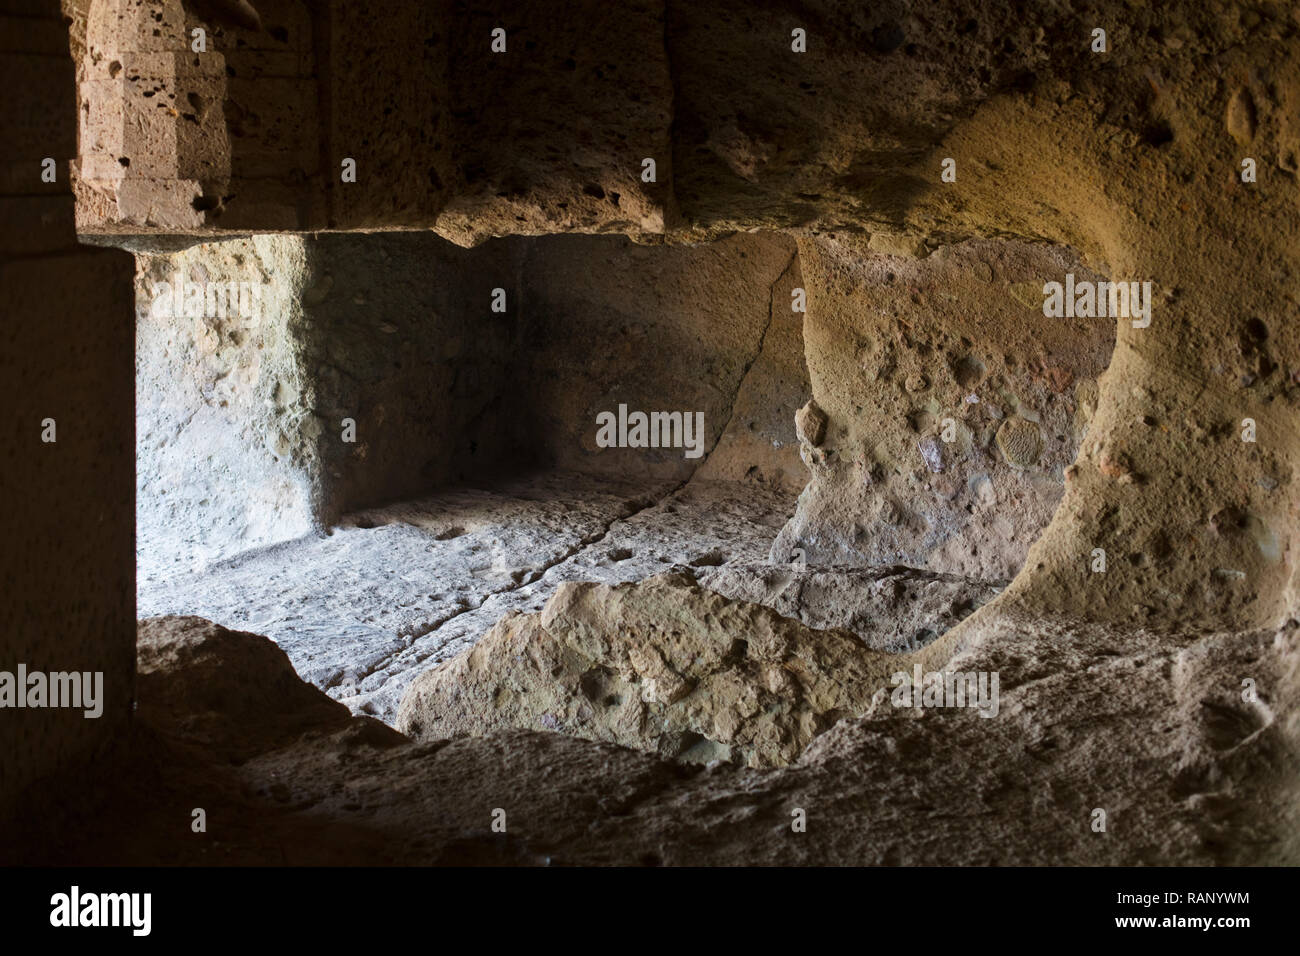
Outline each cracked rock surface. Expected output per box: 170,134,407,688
140,474,801,722
696,562,1003,653
36,0,1300,870
142,471,1002,729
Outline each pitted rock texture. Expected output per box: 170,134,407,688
97,0,1300,634
771,237,1115,581
397,572,894,768
794,399,827,447
68,0,1098,241
134,235,317,576
339,479,802,720
994,416,1043,468
692,247,809,493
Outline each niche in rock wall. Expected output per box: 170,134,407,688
133,230,809,580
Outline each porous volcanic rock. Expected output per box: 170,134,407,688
396,572,898,768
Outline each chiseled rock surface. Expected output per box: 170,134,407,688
341,479,798,722
392,560,1004,767
264,611,1300,865
397,572,896,768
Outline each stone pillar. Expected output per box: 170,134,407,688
0,0,136,817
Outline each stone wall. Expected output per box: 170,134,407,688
508,232,804,485
134,235,314,579
299,233,520,521
772,237,1115,580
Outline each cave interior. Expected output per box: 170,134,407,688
2,0,1298,866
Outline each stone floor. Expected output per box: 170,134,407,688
13,611,1295,866
139,471,1004,723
